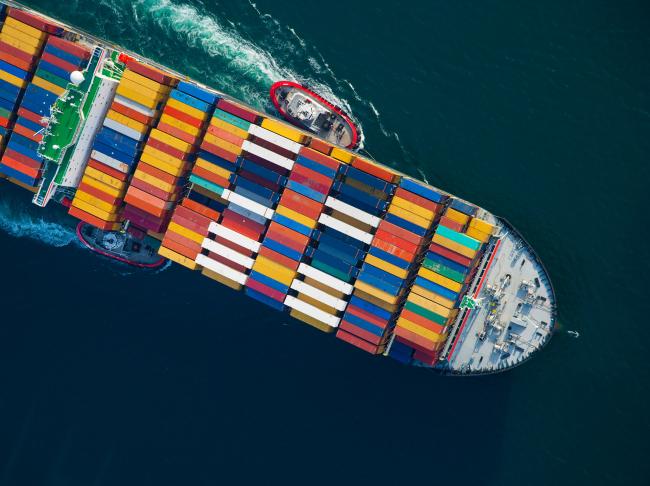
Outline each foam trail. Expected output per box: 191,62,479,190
0,200,79,248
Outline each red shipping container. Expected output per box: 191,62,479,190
88,159,128,181
401,309,446,334
163,231,202,255
291,162,333,187
0,116,11,128
235,170,281,193
220,211,265,240
246,278,285,302
345,304,390,329
216,99,259,123
12,124,43,142
289,171,329,194
0,52,32,72
163,105,204,128
3,149,42,170
339,320,385,345
373,229,421,255
279,189,323,220
123,204,167,226
0,41,38,64
205,251,247,273
351,156,398,183
393,326,437,352
17,108,47,126
40,51,79,73
147,137,192,160
371,237,417,263
130,177,176,202
77,181,122,206
438,216,465,233
124,190,168,219
125,58,178,86
412,349,438,365
266,221,310,251
138,162,180,185
46,36,91,60
394,187,441,213
192,165,230,189
206,125,246,146
428,242,473,267
298,146,340,171
173,205,212,229
110,101,154,126
258,246,300,270
214,235,254,258
8,7,60,34
171,212,209,236
241,151,288,175
1,156,40,179
335,329,381,354
307,138,333,155
182,198,220,221
68,206,119,231
162,237,197,260
377,219,424,245
199,142,239,163
248,136,295,160
157,121,200,146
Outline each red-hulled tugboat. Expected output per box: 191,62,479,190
270,81,360,149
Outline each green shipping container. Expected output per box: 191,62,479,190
404,301,448,325
311,259,353,283
435,225,481,251
35,68,69,89
213,109,251,131
422,258,467,284
189,174,225,196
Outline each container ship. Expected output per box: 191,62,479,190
0,1,556,374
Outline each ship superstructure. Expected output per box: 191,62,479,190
0,1,555,374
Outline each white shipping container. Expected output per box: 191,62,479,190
196,254,249,285
248,124,302,154
290,279,347,311
103,117,146,142
202,238,255,268
318,214,374,244
284,295,340,328
90,150,129,173
241,140,294,170
297,263,354,295
325,196,381,228
114,94,156,117
207,222,261,252
227,192,273,219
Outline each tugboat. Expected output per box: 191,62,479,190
270,81,360,149
76,222,165,268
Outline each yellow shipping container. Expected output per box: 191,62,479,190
445,208,470,225
195,158,232,179
465,226,491,243
81,175,125,199
31,76,65,96
390,196,436,221
397,318,448,342
354,280,400,305
0,25,45,49
159,246,199,271
203,135,242,155
201,267,242,290
142,145,185,169
303,276,347,299
0,32,41,55
411,285,456,310
133,169,175,193
84,166,126,190
72,198,120,222
167,221,204,245
469,217,495,235
252,256,296,286
159,113,202,137
353,288,398,313
106,110,148,134
418,266,463,293
4,17,47,40
118,77,169,100
387,204,432,228
289,308,336,333
407,292,455,318
364,254,409,280
73,190,118,214
260,118,307,143
167,98,206,121
330,147,354,164
122,69,168,94
210,117,248,139
115,85,161,110
275,205,316,229
432,233,478,259
0,70,27,89
149,129,193,153
297,293,337,315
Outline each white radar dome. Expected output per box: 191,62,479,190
70,71,85,85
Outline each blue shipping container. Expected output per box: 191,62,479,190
449,198,478,216
176,81,219,105
285,179,327,203
399,178,448,203
384,212,429,235
262,238,303,262
0,60,28,80
294,154,337,179
169,89,211,113
244,287,286,310
44,44,85,67
248,270,290,294
38,60,73,80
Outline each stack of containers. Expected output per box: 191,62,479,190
252,145,341,320
119,63,187,234
32,36,90,97
125,80,216,235
193,102,269,291
328,157,406,353
0,8,60,187
392,196,488,365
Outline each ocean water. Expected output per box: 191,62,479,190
0,0,648,484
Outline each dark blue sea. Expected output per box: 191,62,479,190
1,1,649,484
